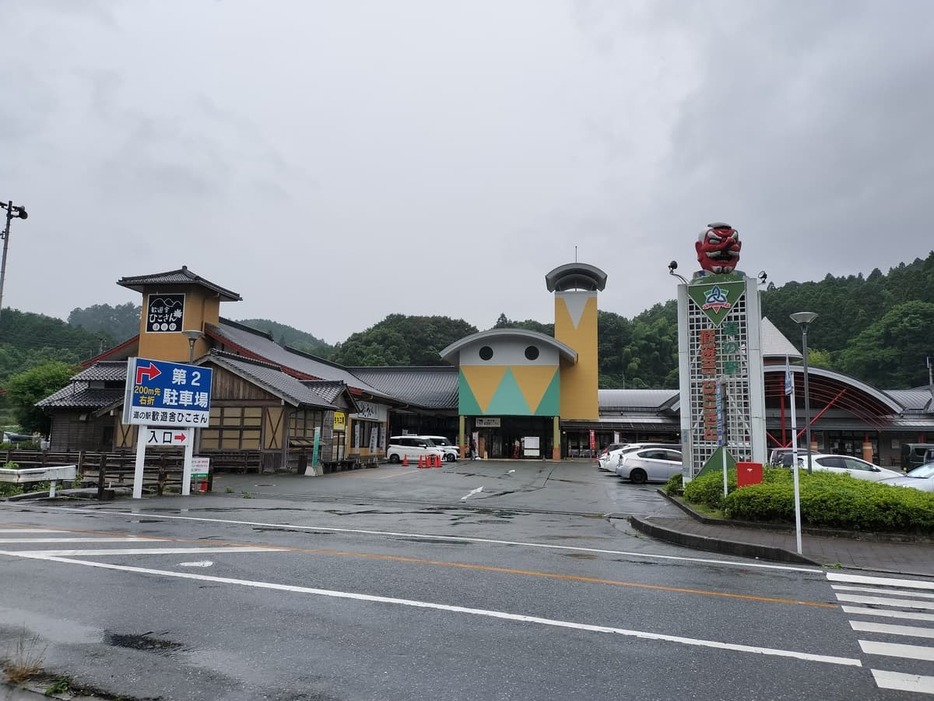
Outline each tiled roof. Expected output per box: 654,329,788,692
350,366,459,410
72,361,127,382
116,266,241,302
37,383,123,409
302,380,349,404
206,352,338,410
206,319,391,399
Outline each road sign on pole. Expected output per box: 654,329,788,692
123,357,213,428
145,427,191,446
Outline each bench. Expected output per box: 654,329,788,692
199,450,263,474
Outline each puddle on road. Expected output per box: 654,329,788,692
104,631,185,654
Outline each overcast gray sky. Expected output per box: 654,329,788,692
2,0,932,344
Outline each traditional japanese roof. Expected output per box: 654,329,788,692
350,366,459,410
599,389,680,412
71,361,127,382
116,266,241,302
205,319,392,400
205,352,339,410
37,382,124,410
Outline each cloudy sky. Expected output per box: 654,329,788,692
2,1,932,344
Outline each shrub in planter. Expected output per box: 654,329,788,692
664,473,683,496
683,468,737,511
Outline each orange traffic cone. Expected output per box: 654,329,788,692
402,454,408,466
418,455,426,468
434,455,442,468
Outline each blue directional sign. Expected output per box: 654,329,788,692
123,357,213,427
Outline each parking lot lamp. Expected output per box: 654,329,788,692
790,312,818,474
0,200,28,322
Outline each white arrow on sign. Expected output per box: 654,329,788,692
146,428,190,446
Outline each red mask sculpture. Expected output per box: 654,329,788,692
695,222,741,274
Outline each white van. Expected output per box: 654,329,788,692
386,436,446,464
416,435,460,462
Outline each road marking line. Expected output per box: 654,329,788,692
850,620,934,639
833,584,934,600
0,537,164,544
859,639,934,662
0,529,69,534
836,594,934,611
871,669,934,694
827,572,934,591
0,547,288,557
842,606,934,623
260,545,836,609
44,507,823,574
4,552,863,668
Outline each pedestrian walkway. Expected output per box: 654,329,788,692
629,501,934,578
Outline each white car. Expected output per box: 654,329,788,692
598,443,680,472
879,461,934,492
386,436,446,464
416,435,461,462
615,447,683,484
794,454,902,482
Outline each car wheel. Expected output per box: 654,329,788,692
629,468,647,484
444,453,456,462
389,454,400,464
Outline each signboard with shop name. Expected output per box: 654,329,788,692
123,357,213,427
475,417,501,428
146,293,185,333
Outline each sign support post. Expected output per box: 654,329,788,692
182,428,194,496
133,425,147,500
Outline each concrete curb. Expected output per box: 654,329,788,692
627,513,822,566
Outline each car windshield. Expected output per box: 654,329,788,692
905,462,934,479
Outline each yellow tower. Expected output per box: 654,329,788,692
545,263,607,421
116,266,241,362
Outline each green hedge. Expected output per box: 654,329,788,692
683,466,934,534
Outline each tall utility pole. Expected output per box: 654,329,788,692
0,200,29,322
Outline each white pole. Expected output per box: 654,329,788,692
182,428,193,496
790,380,802,554
133,425,147,499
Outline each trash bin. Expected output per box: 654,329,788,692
736,462,763,488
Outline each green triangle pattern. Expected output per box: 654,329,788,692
486,369,533,415
458,373,483,415
697,447,738,478
534,371,561,415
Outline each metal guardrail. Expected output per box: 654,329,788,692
0,464,77,497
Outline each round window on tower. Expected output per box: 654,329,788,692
524,345,540,361
479,346,494,361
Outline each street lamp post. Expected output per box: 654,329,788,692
182,329,204,363
0,200,29,322
790,312,818,473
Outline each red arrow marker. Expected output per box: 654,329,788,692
174,433,187,443
136,362,162,384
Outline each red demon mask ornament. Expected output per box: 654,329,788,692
695,222,741,274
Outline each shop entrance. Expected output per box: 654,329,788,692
470,416,553,460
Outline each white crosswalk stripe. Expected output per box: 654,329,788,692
829,571,934,695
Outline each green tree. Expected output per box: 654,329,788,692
236,318,335,357
4,361,77,435
331,315,479,366
838,301,934,388
68,302,141,344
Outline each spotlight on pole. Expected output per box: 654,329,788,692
0,200,29,322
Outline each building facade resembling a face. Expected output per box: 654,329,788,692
458,337,560,416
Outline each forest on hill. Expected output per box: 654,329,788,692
1,252,932,411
